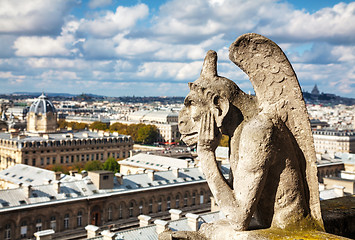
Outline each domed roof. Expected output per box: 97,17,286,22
29,93,56,114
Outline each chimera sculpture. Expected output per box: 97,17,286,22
177,33,324,238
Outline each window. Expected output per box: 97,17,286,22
167,197,171,210
52,157,56,164
129,202,134,217
200,191,204,204
184,193,188,207
158,198,162,212
32,158,36,166
60,156,64,163
103,175,109,180
139,201,143,215
149,199,153,213
71,156,74,162
4,224,11,240
176,195,180,208
64,214,69,229
119,204,123,219
77,211,82,227
50,216,56,231
66,156,69,163
46,157,50,165
192,192,196,206
21,221,27,238
108,207,112,221
36,218,42,232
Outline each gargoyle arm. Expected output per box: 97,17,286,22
232,114,274,230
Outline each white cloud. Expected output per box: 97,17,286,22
78,4,149,38
0,0,76,35
137,61,201,81
89,0,112,9
14,36,72,57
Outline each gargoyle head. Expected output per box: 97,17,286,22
178,50,244,146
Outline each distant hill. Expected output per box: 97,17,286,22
303,91,355,106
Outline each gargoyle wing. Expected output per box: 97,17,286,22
229,33,323,226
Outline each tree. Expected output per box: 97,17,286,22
84,160,103,171
219,134,229,147
109,122,128,134
103,157,120,173
89,121,108,131
57,119,67,129
136,125,158,144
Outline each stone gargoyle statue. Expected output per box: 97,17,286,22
177,33,324,238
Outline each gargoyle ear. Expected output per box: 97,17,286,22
212,95,229,128
201,50,218,78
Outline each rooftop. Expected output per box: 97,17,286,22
0,164,230,211
119,153,192,171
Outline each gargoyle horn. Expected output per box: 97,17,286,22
200,50,218,78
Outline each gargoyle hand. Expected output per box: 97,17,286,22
197,111,221,153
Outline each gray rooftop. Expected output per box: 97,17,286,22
0,164,230,211
119,153,191,171
0,130,131,143
88,211,224,240
0,164,74,186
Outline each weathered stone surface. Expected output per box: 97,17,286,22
178,33,324,237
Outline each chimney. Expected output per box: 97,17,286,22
147,170,155,181
101,230,117,240
172,168,179,178
138,215,152,227
81,170,88,178
334,186,345,197
154,219,168,234
169,209,182,220
54,172,61,181
23,184,32,198
85,225,100,239
115,173,123,185
186,213,200,231
54,181,61,194
34,229,55,240
69,170,78,176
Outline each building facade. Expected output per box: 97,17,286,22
0,164,216,239
0,131,133,170
313,129,355,154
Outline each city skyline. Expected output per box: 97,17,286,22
0,0,355,97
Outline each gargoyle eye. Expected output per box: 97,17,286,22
184,98,194,106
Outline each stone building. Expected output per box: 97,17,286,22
112,110,180,144
313,129,355,154
0,94,133,170
27,93,57,134
0,130,133,171
0,164,218,239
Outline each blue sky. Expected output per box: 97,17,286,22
0,0,355,97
